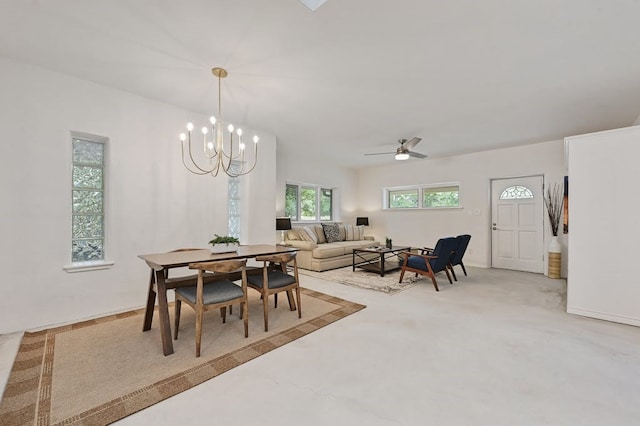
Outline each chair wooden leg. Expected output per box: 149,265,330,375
262,292,269,332
445,268,453,284
449,263,458,281
174,299,181,340
242,301,249,338
430,274,440,292
195,308,203,357
461,262,468,276
295,287,301,319
221,306,227,323
274,293,278,309
286,290,296,311
399,269,406,283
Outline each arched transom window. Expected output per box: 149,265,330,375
500,185,534,199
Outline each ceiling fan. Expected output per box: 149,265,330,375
365,137,427,160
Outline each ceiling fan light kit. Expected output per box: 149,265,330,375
365,137,427,161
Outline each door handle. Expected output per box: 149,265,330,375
492,227,497,230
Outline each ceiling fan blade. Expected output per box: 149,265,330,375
403,137,422,150
364,152,396,156
408,151,428,159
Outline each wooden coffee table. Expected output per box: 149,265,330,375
352,245,412,277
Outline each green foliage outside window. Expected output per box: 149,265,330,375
320,189,332,220
300,187,317,220
285,183,333,221
423,187,459,208
285,184,298,219
389,189,419,208
387,185,460,209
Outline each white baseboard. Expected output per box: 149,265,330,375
567,306,640,327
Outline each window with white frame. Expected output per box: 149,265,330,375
71,136,106,262
385,184,460,209
285,183,334,221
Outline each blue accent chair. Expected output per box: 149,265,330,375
448,234,471,281
398,237,458,291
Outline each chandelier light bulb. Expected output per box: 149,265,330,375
207,141,214,150
237,128,243,136
209,116,216,125
179,133,186,141
186,122,194,132
228,124,234,133
201,127,208,135
253,135,259,144
239,142,246,150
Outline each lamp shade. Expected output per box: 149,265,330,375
276,217,292,231
356,217,369,226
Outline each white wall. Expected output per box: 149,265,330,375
565,125,640,326
0,58,276,333
356,141,567,271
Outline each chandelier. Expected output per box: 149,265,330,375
179,67,258,177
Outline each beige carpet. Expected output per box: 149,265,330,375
0,288,364,425
298,265,421,294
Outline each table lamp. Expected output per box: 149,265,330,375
276,217,292,245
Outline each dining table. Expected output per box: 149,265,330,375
138,244,297,356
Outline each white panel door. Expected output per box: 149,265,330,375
491,176,543,273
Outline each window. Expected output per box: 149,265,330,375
285,183,334,221
423,185,459,208
388,188,419,208
65,133,113,272
385,184,460,209
71,137,105,263
500,185,533,199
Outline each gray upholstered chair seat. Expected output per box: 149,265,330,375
247,271,296,289
175,279,243,305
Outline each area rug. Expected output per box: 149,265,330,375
298,265,421,294
0,288,365,425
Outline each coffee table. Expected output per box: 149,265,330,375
352,245,412,277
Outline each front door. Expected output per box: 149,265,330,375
491,176,544,273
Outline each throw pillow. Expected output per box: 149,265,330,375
322,223,341,243
286,229,301,240
300,226,318,243
345,224,365,241
345,224,356,241
314,225,327,244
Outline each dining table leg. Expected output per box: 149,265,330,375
154,269,174,355
142,269,157,331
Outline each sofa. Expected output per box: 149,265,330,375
284,222,380,271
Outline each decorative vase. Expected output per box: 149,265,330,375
211,243,239,254
548,235,561,278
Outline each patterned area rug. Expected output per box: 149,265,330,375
0,288,364,425
299,265,421,294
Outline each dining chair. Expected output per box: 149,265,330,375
174,259,249,357
398,237,458,291
246,252,301,332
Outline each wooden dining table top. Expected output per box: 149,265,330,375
138,244,297,270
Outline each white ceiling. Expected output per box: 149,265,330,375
2,0,640,168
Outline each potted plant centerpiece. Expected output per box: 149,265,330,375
209,234,240,254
